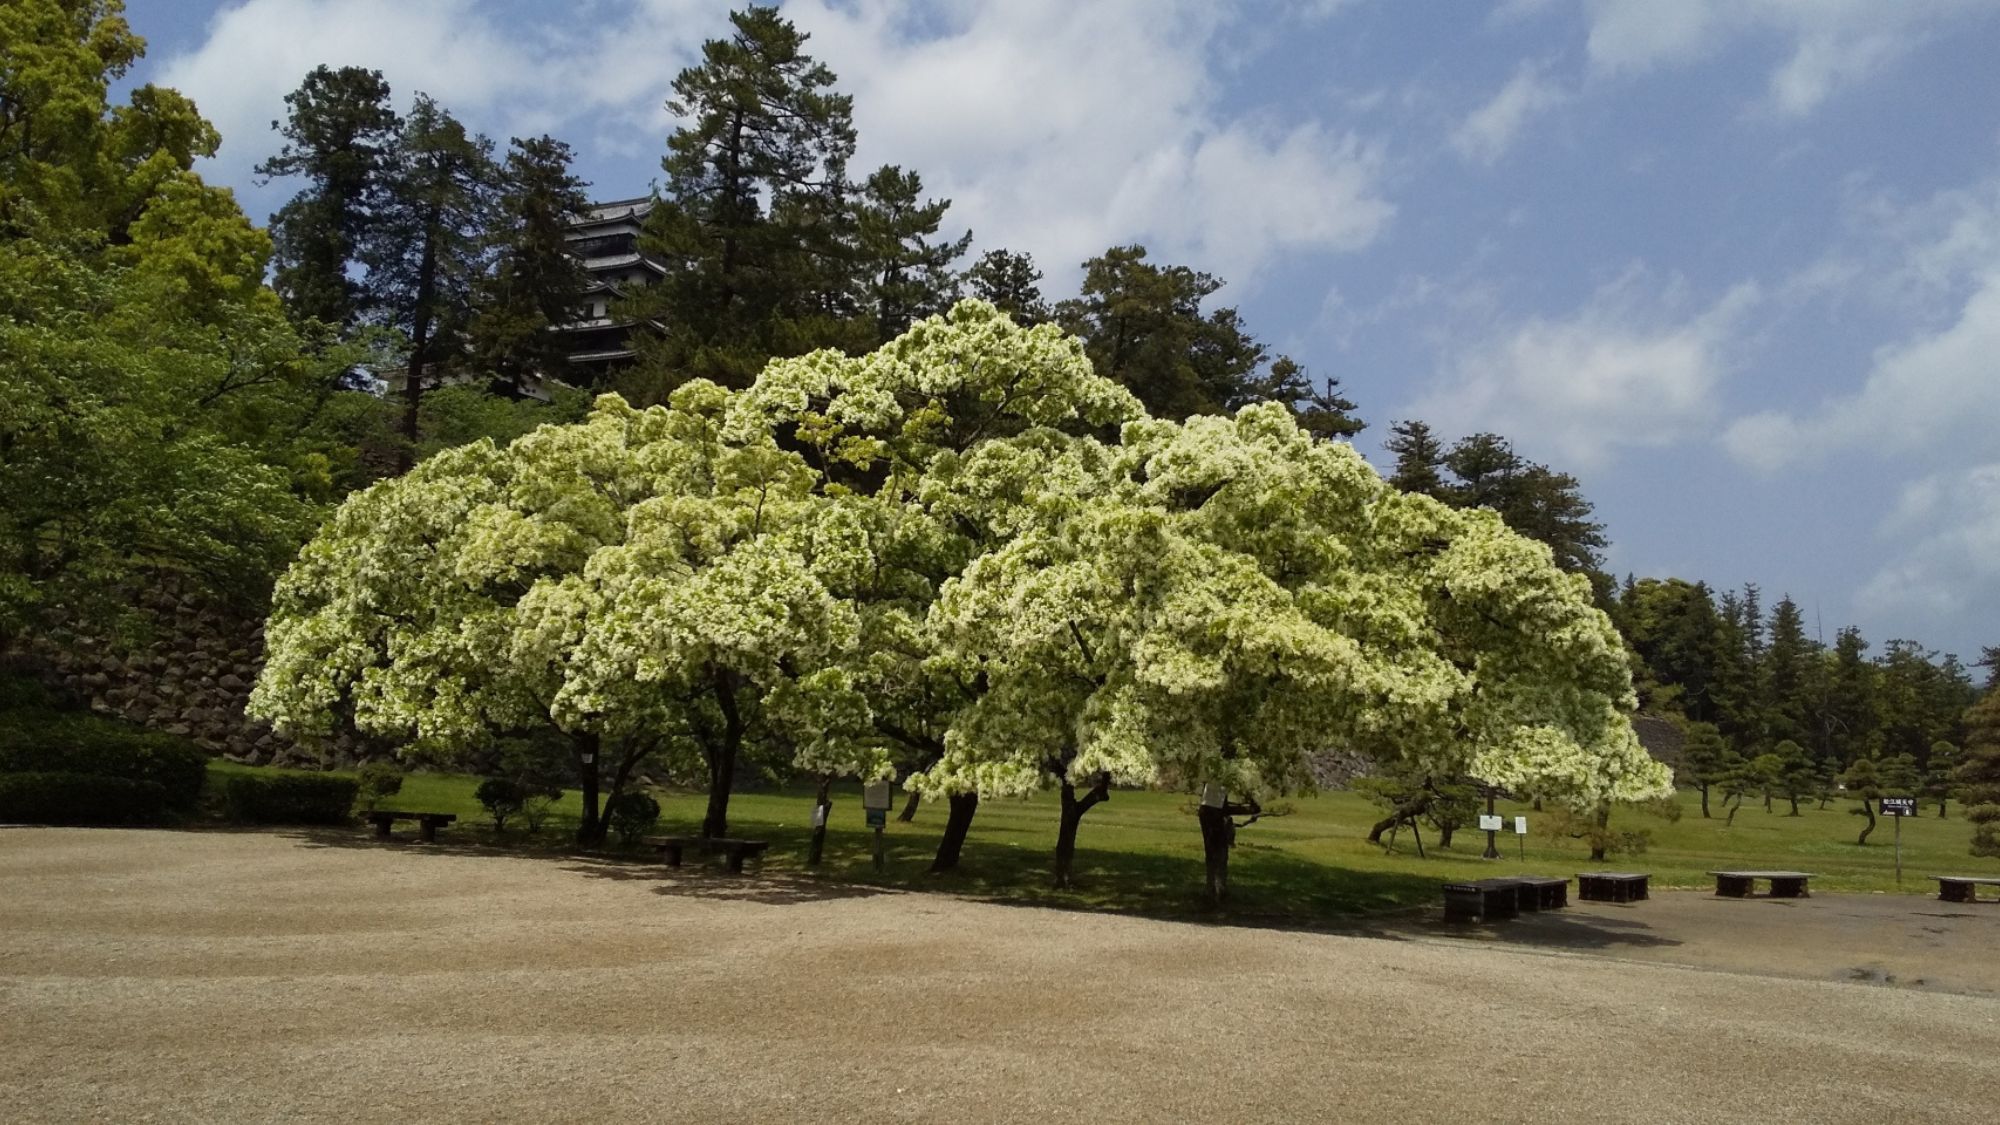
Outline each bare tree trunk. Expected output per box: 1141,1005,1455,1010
574,731,603,848
897,789,921,823
930,793,979,873
1787,794,1800,816
1437,822,1456,848
1698,783,1711,818
1856,800,1877,845
1367,793,1432,844
807,773,832,866
1199,803,1232,905
1052,775,1109,889
701,672,743,839
1588,803,1611,862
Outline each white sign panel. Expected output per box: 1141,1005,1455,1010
1514,817,1529,835
862,781,893,811
1478,814,1504,832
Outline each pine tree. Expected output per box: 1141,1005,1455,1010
851,164,969,343
1760,595,1812,749
1382,420,1448,500
1959,690,2000,857
965,248,1049,325
358,94,499,461
1441,433,1608,575
631,4,857,389
256,65,400,328
1680,721,1731,817
468,135,592,393
1925,740,1961,817
1840,755,1884,845
1976,646,2000,694
1238,358,1364,440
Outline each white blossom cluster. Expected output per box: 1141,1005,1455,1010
251,300,1670,810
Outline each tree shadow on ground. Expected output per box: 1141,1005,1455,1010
1390,907,1685,951
561,852,893,906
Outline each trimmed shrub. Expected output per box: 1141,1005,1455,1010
0,712,207,809
606,790,661,845
354,761,405,812
223,773,358,825
475,776,527,831
0,771,173,825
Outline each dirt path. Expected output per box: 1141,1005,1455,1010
4,829,1998,1124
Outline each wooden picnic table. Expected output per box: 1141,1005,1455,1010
1709,870,1814,898
363,810,457,843
1576,872,1650,903
1934,876,2000,904
643,835,770,874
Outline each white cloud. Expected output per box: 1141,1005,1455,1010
1406,273,1758,469
1723,269,2000,470
1450,62,1566,166
1854,463,2000,627
1579,0,1991,116
784,0,1393,287
154,0,1392,292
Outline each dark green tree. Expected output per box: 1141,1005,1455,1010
965,248,1049,325
1382,420,1449,500
1770,739,1816,815
256,65,400,328
1760,595,1813,749
1679,721,1731,817
1840,755,1884,845
851,164,969,343
467,135,592,393
1959,690,2000,857
358,93,499,461
1925,740,1961,817
1442,432,1608,576
631,4,857,390
1238,357,1365,440
1055,244,1265,419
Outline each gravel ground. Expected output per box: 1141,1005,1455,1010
4,828,1999,1124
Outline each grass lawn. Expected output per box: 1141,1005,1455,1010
205,760,2000,922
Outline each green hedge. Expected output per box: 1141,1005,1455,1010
222,774,358,825
0,712,208,809
0,771,174,825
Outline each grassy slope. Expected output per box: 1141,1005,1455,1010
207,761,1999,921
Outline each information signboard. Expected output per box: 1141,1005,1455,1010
1478,814,1504,832
1513,817,1528,835
1879,796,1917,816
866,808,887,828
863,781,894,811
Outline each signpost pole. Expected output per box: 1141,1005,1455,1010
1895,812,1902,887
1482,789,1499,860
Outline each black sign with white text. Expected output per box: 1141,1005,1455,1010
1879,796,1917,816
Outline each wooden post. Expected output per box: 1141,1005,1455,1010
1482,788,1500,859
873,825,885,872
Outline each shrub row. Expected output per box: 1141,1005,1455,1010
0,711,208,809
0,772,174,825
221,774,359,825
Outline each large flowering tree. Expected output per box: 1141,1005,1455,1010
918,403,1668,895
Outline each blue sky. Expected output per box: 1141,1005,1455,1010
135,0,2000,662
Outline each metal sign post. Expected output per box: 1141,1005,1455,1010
1481,788,1500,859
1880,796,1916,885
863,781,894,872
1514,816,1528,860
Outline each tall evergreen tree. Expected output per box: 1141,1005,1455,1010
1959,689,2000,857
631,4,857,389
1382,420,1448,500
256,65,400,328
851,164,969,343
1976,646,2000,694
1055,244,1265,419
1815,626,1876,764
1760,595,1813,749
965,248,1049,325
358,94,499,460
1239,357,1364,440
468,135,592,393
1441,432,1608,576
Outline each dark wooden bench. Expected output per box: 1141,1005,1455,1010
1508,876,1570,911
1577,872,1651,903
644,835,770,874
1935,876,2000,904
364,810,456,843
1710,870,1813,898
1443,876,1563,922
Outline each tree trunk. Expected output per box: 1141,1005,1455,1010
1938,798,1949,818
1857,801,1877,845
1725,798,1741,826
1437,822,1456,848
1052,774,1109,890
1588,803,1611,862
929,792,979,873
1787,794,1800,816
807,773,832,867
1698,783,1711,818
702,672,743,839
1367,793,1432,844
1199,803,1232,905
897,789,921,823
399,203,442,470
574,731,603,848
1763,792,1773,813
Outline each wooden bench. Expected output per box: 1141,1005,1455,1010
1577,872,1651,903
644,835,770,874
1508,876,1570,911
1935,876,2000,904
1710,870,1813,898
364,810,456,843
